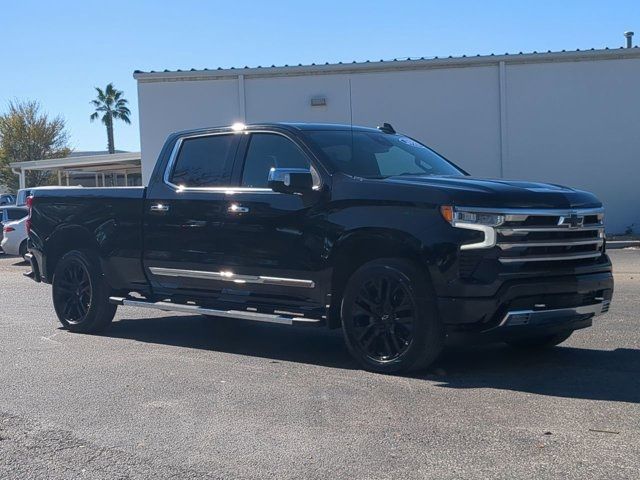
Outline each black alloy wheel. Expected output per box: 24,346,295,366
53,257,92,324
52,250,117,333
341,258,444,374
350,274,416,362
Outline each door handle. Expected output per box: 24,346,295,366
227,204,249,214
150,203,170,213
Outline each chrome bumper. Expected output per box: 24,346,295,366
500,300,611,327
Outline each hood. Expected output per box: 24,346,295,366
340,174,602,210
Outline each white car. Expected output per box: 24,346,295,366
1,216,28,259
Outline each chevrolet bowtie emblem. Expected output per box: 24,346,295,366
559,213,585,228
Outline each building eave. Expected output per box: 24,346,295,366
10,152,142,171
133,47,640,83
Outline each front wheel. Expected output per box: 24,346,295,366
340,258,444,374
52,250,117,333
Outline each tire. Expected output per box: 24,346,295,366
340,258,444,374
506,331,573,350
52,250,117,333
19,240,27,260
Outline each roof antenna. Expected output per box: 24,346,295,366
377,122,396,134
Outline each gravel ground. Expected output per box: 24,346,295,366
0,250,638,479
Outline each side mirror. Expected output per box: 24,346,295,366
268,168,313,194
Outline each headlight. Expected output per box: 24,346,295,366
440,206,504,250
453,210,505,227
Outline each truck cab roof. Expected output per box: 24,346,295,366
170,122,384,138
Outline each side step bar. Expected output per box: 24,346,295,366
108,297,323,327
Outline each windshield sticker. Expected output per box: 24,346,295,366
398,137,427,149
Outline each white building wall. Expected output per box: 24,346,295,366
136,52,640,233
503,58,640,234
350,66,502,177
245,75,352,124
137,78,240,183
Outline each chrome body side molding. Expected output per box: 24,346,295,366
148,267,315,289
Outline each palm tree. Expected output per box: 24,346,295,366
90,83,131,154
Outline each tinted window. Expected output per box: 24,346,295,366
306,131,464,178
7,208,27,220
170,134,237,187
241,134,310,188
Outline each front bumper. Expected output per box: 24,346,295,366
439,271,613,344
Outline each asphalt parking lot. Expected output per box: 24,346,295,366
0,250,638,479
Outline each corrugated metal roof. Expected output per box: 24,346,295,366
10,152,141,171
134,46,640,81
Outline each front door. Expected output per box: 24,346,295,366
217,131,327,311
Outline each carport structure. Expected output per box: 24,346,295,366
9,152,142,189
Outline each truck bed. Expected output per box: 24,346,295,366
29,187,148,291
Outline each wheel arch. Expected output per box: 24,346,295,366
44,225,100,281
326,228,430,329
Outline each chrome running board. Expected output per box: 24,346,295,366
499,300,610,327
109,297,323,327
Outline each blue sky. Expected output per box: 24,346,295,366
1,0,638,153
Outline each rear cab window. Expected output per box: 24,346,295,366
168,134,238,188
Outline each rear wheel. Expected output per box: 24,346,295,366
506,331,573,349
340,258,444,374
52,250,116,333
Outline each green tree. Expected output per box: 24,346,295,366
90,83,131,154
0,100,71,192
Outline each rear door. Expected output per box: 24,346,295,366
143,132,241,296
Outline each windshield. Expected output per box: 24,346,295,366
306,130,465,178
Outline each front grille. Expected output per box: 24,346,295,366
496,208,605,264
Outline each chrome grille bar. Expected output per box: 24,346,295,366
499,225,603,234
498,238,604,249
451,205,605,267
454,207,605,264
498,251,603,264
492,207,605,264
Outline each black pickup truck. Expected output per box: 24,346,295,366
25,122,613,373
